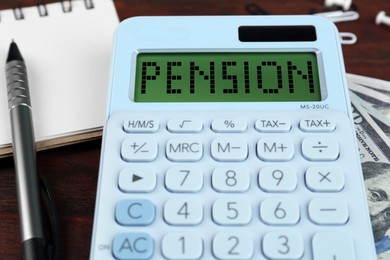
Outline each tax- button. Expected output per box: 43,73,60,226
112,233,153,260
115,199,155,226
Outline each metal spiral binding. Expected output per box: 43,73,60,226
5,60,31,110
1,0,95,21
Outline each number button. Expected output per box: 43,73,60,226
164,199,203,225
262,231,304,259
212,167,250,192
162,232,203,259
165,166,203,192
259,166,297,192
213,232,253,259
260,198,300,225
212,199,252,225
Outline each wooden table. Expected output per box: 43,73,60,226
0,0,389,259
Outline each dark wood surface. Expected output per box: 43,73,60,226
0,0,389,259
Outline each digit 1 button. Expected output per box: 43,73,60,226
213,232,253,259
312,232,355,260
262,231,304,260
162,232,203,259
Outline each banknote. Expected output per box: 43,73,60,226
349,91,390,259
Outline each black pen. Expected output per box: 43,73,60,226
5,41,49,260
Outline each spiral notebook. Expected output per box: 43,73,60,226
0,0,119,157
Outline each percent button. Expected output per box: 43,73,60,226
211,119,247,133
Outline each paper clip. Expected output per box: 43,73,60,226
315,10,359,23
339,32,357,44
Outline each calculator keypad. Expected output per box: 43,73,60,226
92,111,374,259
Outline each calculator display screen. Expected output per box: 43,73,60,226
134,52,321,102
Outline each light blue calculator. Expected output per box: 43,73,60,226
90,16,376,259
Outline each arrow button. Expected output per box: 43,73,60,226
118,166,156,193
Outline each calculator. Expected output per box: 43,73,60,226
90,16,376,259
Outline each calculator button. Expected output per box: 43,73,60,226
308,198,349,225
255,119,291,133
167,119,203,133
211,119,247,133
212,232,253,259
299,118,336,132
118,166,156,193
257,137,294,161
165,166,203,192
123,119,159,133
115,199,155,226
262,231,304,260
164,199,203,225
166,138,203,162
162,232,203,259
301,137,339,161
258,166,297,192
211,138,248,162
260,198,300,225
121,138,158,162
212,199,252,225
112,233,153,260
212,167,250,192
305,166,344,192
312,231,355,260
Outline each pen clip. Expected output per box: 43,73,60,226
40,178,59,260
